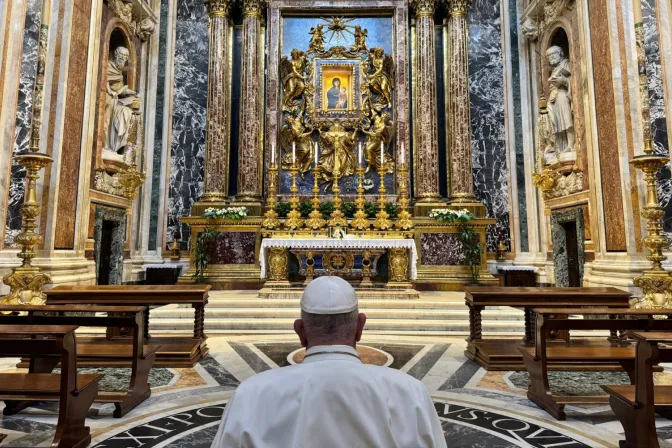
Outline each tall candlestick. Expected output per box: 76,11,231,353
314,141,318,166
292,142,296,165
359,142,362,167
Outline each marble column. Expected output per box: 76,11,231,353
447,0,479,205
235,0,264,203
412,0,441,203
201,0,231,203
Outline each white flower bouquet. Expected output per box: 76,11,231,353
428,208,474,223
202,206,248,221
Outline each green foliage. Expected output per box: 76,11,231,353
299,201,314,218
364,202,377,218
341,202,357,218
194,228,218,280
459,223,483,284
385,203,399,219
275,202,291,218
319,201,335,219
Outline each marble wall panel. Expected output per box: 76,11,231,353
167,0,208,250
149,0,170,250
468,0,510,252
4,0,40,247
209,232,256,265
588,0,627,251
642,0,672,235
420,233,463,266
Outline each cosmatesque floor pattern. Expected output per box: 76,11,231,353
1,335,671,447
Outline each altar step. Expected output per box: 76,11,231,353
149,290,528,335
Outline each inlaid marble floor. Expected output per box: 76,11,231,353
1,335,671,447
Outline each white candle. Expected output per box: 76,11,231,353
401,143,405,166
271,142,275,166
358,142,362,167
380,142,384,165
292,142,296,164
314,142,318,165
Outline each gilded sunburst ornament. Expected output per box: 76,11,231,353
320,16,356,44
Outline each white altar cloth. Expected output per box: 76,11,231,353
259,238,419,280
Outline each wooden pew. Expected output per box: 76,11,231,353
464,286,632,370
0,304,159,418
46,285,211,367
603,332,672,448
518,308,672,420
0,325,101,448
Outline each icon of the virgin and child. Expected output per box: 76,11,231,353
327,77,348,110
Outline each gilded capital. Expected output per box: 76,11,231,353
205,0,231,17
242,0,264,17
448,0,470,16
410,0,435,18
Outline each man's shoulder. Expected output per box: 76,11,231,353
235,364,303,395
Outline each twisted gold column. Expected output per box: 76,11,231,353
447,0,480,208
201,0,232,203
412,0,441,203
236,0,264,203
1,0,53,304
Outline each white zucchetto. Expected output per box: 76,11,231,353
300,276,357,314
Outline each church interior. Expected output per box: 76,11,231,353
1,0,672,445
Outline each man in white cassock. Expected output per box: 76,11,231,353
211,276,447,448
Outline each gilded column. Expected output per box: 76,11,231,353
412,0,441,203
201,0,232,203
236,0,265,203
447,0,479,206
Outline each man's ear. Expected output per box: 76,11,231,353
355,313,367,342
294,319,308,347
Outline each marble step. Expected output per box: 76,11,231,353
150,317,524,332
151,307,524,320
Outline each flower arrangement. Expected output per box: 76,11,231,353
428,208,474,223
202,207,248,220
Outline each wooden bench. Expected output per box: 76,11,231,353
519,308,672,420
603,332,672,448
0,325,101,448
464,286,632,370
0,304,159,418
46,284,211,367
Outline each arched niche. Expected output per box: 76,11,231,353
540,21,574,96
95,19,138,173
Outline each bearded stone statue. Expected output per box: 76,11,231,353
546,45,575,156
104,46,139,156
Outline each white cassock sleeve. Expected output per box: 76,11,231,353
420,389,447,448
210,392,239,448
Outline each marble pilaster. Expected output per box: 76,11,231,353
412,0,441,203
447,0,478,207
235,0,264,203
201,0,231,203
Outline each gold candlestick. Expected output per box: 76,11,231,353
328,175,347,227
263,164,280,229
305,166,326,230
373,162,392,231
285,163,303,230
396,163,414,230
350,166,369,230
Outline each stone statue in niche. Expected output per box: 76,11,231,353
318,121,357,187
361,111,394,173
280,50,308,113
104,46,140,158
546,46,575,157
364,48,394,111
280,115,314,177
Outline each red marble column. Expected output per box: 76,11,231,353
413,0,441,203
236,0,265,203
202,0,231,203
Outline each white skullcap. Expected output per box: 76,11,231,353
301,276,358,315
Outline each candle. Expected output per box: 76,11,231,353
401,143,405,166
292,142,296,165
358,142,362,167
314,141,318,165
271,142,275,166
380,142,384,165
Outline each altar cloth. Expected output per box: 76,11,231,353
259,238,418,280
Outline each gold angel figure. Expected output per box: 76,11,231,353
365,47,394,110
318,122,358,186
280,115,314,177
280,50,307,112
361,112,394,173
350,25,368,52
308,24,325,54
